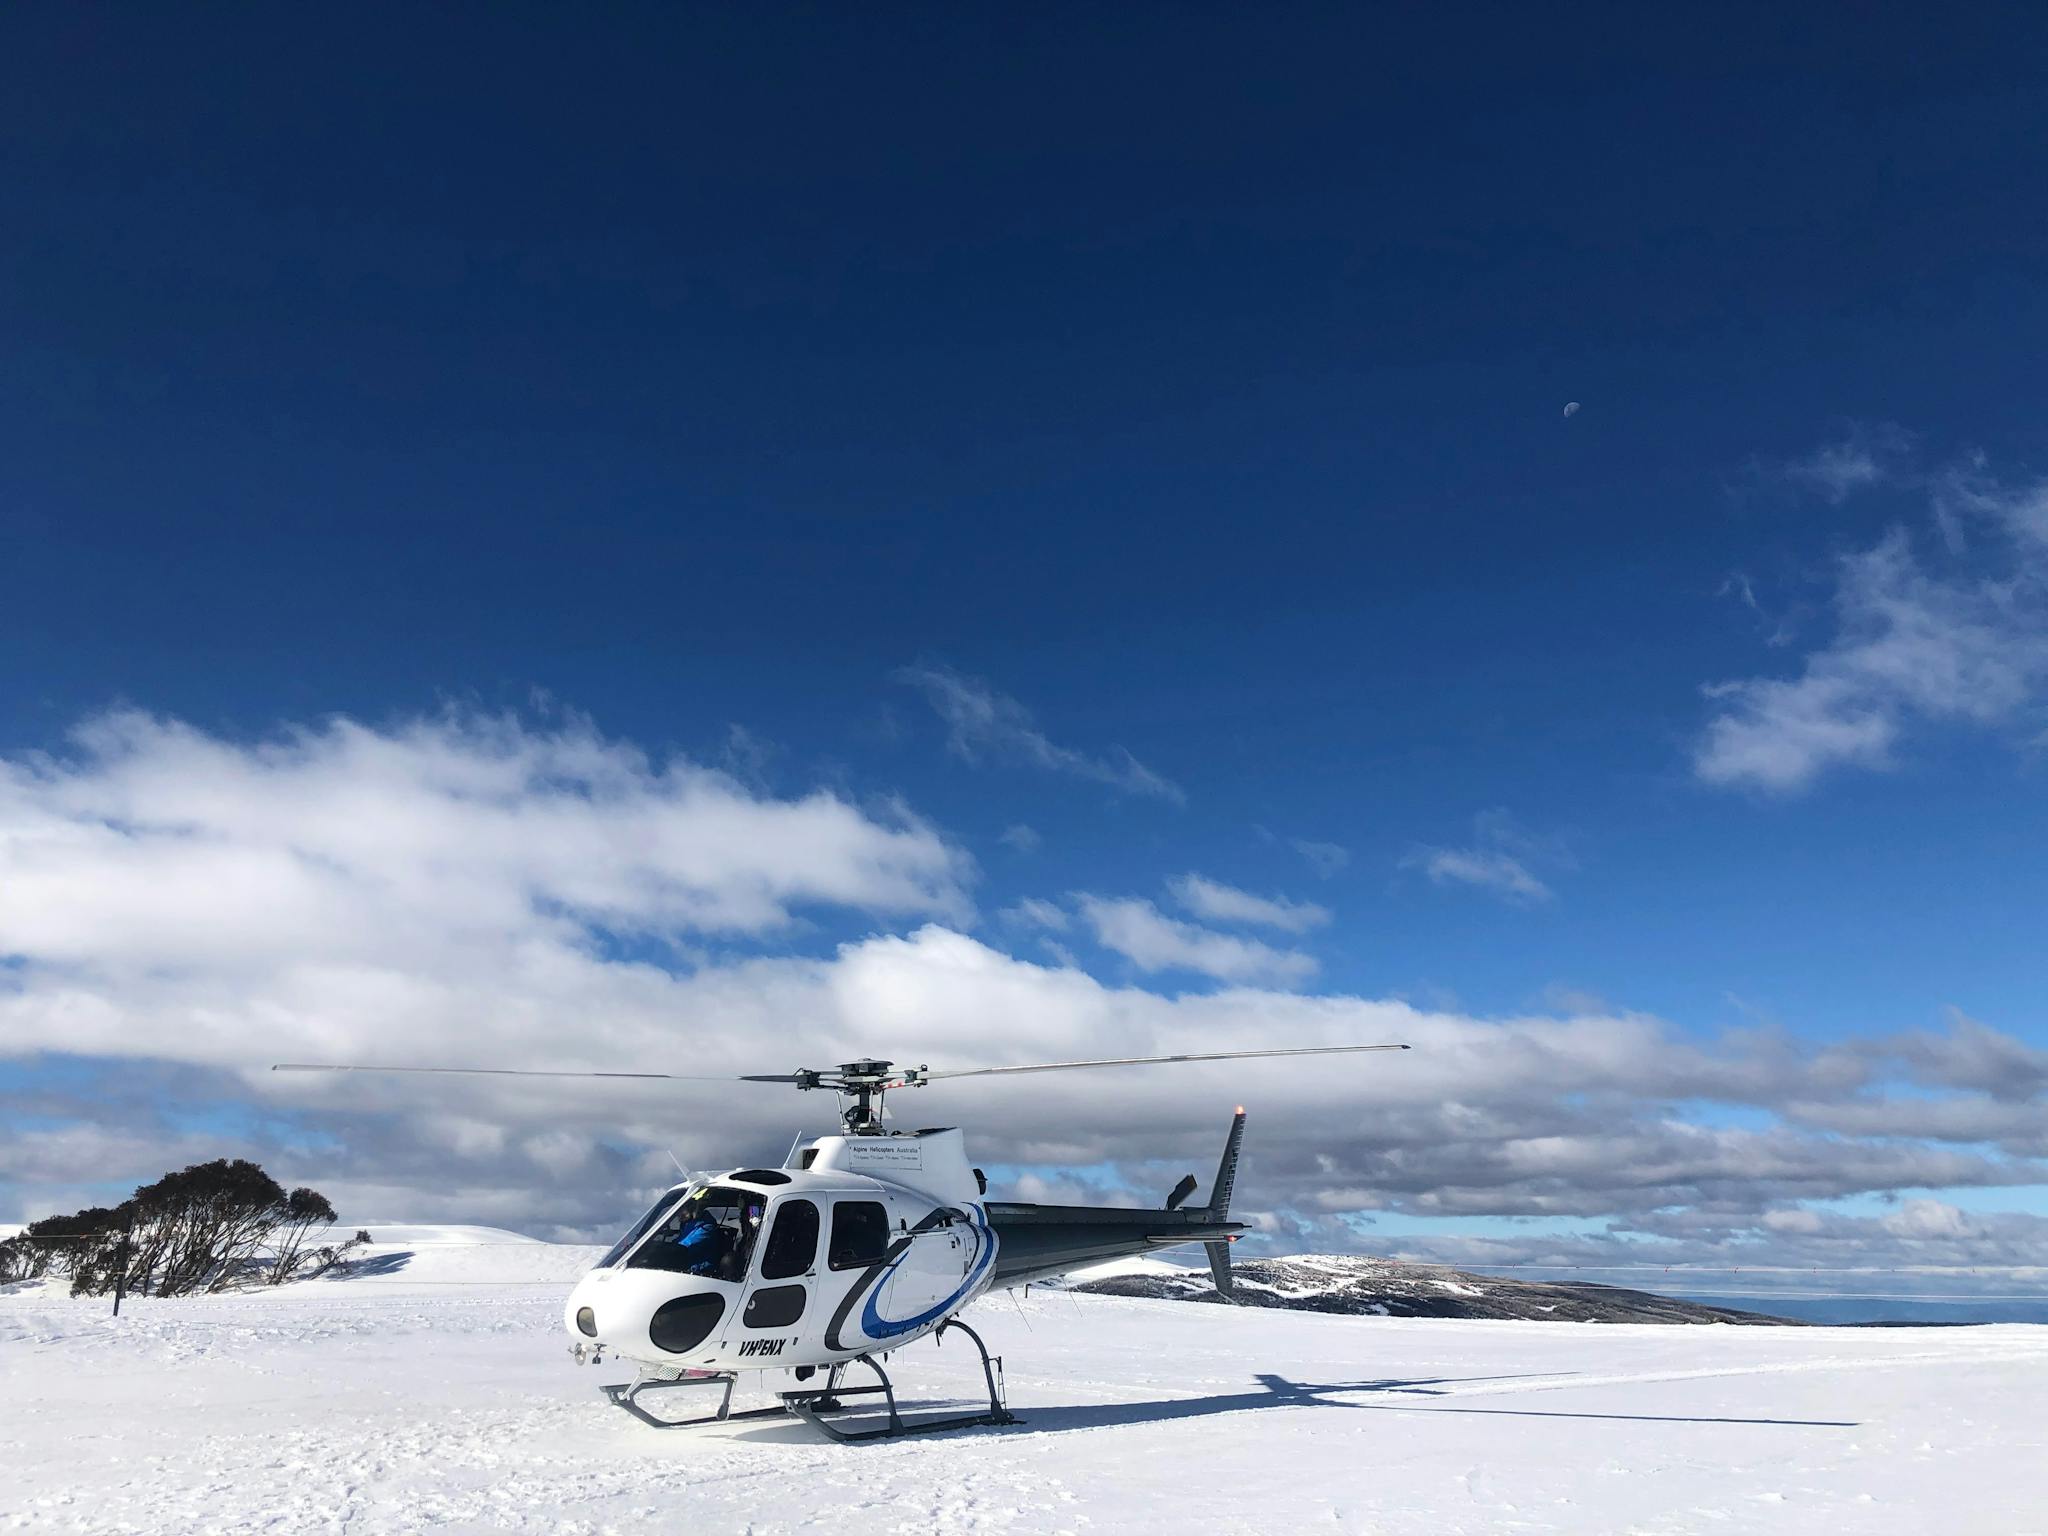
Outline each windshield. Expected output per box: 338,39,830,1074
626,1184,768,1280
597,1186,691,1268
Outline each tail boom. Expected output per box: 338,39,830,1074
985,1108,1249,1292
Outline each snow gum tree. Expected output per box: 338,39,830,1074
19,1160,340,1298
0,1208,124,1285
265,1187,339,1284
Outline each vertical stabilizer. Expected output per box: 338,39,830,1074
1204,1108,1246,1298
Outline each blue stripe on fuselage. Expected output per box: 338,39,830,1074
859,1207,996,1341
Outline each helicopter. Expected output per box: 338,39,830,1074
271,1042,1409,1440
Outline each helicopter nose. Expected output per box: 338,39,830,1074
564,1272,606,1343
566,1269,742,1361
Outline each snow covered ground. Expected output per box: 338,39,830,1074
5,1239,2047,1535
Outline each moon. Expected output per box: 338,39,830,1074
1563,401,1581,418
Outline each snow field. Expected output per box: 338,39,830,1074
3,1241,2046,1535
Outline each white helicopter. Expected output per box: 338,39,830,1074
272,1043,1408,1440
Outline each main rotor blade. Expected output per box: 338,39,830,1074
270,1064,759,1081
915,1042,1410,1082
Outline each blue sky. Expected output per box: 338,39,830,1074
4,9,2047,1276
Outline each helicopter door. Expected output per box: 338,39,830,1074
736,1196,819,1348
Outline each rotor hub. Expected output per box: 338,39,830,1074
778,1059,930,1133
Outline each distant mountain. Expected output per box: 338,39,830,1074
1669,1291,2046,1326
1066,1255,1802,1325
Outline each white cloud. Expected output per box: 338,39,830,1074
1697,458,2048,791
1538,984,1611,1015
895,663,1184,804
998,823,1041,853
1781,424,1910,503
1932,452,2048,552
1881,1197,1981,1241
4,708,2046,1274
1167,873,1329,933
1381,1200,2048,1282
1410,849,1551,905
1404,812,1562,906
6,915,2046,1269
1892,1010,2048,1103
1000,897,1069,932
1074,895,1316,986
0,707,972,979
1762,1207,1823,1234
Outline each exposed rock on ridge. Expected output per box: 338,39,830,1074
1066,1254,1801,1325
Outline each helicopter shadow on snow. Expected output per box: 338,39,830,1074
998,1372,1861,1435
719,1370,1858,1444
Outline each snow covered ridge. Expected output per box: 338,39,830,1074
0,1226,602,1299
1066,1254,1804,1324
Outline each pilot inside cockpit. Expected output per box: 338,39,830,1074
627,1185,760,1279
669,1212,725,1276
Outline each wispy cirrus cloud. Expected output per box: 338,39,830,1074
1779,422,1913,504
1410,848,1551,904
1167,872,1329,934
999,896,1070,932
1404,810,1564,906
1074,895,1316,986
997,823,1041,853
1254,825,1350,877
1697,452,2048,793
1289,837,1349,876
895,662,1184,804
1717,570,1800,648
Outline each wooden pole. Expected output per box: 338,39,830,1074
111,1208,134,1317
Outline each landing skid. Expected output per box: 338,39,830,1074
601,1371,791,1430
600,1318,1019,1441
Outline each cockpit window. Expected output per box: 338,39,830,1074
627,1185,768,1280
598,1189,686,1269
